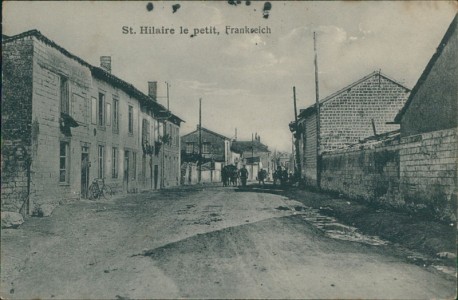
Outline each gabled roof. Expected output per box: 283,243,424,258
297,71,410,119
3,29,184,125
181,126,231,140
394,14,457,123
231,140,270,154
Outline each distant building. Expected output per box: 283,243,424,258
231,135,271,181
1,30,183,216
290,71,410,187
180,126,239,184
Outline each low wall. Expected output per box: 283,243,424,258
321,128,457,221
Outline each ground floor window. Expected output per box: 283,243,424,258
98,145,105,178
112,147,118,178
59,141,70,183
132,152,137,180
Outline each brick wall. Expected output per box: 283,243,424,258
1,37,34,213
321,75,409,151
321,128,457,221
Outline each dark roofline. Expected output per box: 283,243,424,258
297,71,411,119
231,140,271,153
3,29,184,124
394,14,457,123
181,126,230,140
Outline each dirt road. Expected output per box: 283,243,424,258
1,186,456,299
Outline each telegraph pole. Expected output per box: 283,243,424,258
166,81,170,111
293,86,301,177
314,31,321,188
198,98,202,184
251,133,254,180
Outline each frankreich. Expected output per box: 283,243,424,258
225,25,271,35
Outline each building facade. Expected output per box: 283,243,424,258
1,30,183,216
291,71,410,186
231,136,272,181
180,126,237,184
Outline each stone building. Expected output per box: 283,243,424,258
290,71,410,186
1,30,183,216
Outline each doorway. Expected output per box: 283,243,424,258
124,150,130,192
154,164,159,190
81,146,90,198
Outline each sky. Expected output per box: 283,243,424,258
3,1,456,152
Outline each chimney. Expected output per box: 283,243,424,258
100,56,112,73
148,81,157,101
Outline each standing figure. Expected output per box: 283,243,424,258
258,168,267,186
230,166,238,186
221,165,228,187
273,166,282,186
239,165,249,187
280,168,288,187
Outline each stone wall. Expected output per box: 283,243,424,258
399,128,457,220
321,128,457,221
1,37,34,214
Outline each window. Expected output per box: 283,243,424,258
151,121,156,142
202,142,210,154
91,97,97,124
128,105,133,134
132,152,137,180
113,98,119,132
106,103,111,126
112,147,118,178
142,119,150,143
98,93,105,126
186,142,194,154
59,141,69,183
60,77,69,114
154,120,160,142
98,145,105,178
158,121,164,138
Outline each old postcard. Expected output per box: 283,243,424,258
1,1,457,299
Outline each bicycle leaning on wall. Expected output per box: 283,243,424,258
88,178,113,200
